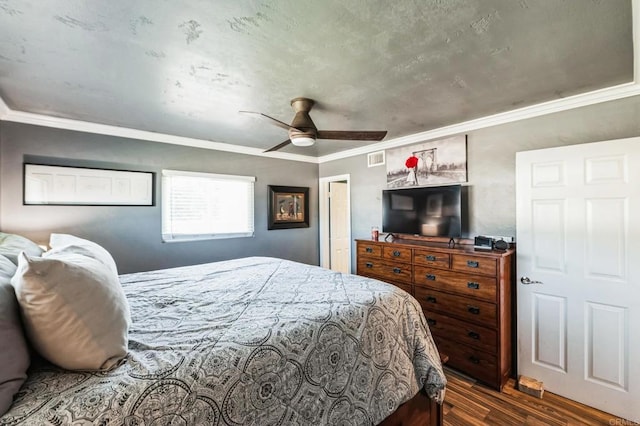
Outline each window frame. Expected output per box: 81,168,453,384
161,169,256,242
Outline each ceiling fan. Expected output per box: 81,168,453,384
240,97,388,152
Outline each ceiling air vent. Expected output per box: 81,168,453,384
367,151,385,167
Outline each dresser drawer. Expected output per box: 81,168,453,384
424,310,497,354
414,267,497,302
357,242,383,257
357,258,412,284
451,254,497,276
383,246,412,262
415,287,497,327
434,336,498,387
413,249,450,269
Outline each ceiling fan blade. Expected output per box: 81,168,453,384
239,111,301,132
316,130,387,141
263,139,292,153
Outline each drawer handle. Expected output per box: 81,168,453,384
427,318,437,326
365,247,373,253
425,255,436,261
467,282,480,290
426,274,436,281
468,331,480,340
393,267,402,274
392,250,401,257
469,356,481,365
467,306,480,315
467,260,479,268
426,296,437,303
365,262,373,268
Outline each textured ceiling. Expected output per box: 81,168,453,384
0,1,634,157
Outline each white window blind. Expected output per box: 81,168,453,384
162,170,255,241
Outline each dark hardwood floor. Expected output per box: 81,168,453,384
442,368,637,426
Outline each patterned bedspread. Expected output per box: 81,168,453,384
1,257,446,425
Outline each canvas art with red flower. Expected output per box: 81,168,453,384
385,135,467,188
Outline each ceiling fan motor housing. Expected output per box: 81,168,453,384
289,98,317,140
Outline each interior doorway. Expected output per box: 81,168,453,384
319,174,351,273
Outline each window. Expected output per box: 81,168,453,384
162,170,255,241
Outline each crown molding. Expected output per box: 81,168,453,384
318,81,640,163
635,0,640,82
1,109,319,164
1,84,637,170
3,80,637,166
0,95,9,119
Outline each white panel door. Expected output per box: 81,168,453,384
516,138,640,422
329,181,350,274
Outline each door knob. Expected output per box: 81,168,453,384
520,276,543,285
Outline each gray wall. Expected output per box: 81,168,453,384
320,95,640,269
3,94,640,274
0,122,319,273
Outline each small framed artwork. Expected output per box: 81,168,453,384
268,185,309,230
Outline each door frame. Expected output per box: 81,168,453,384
319,174,351,272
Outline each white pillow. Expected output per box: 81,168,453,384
11,252,129,371
48,233,118,275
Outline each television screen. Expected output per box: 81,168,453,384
382,185,463,237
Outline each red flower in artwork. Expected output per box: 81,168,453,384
405,156,418,168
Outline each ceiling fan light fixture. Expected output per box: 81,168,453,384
290,136,315,147
244,97,387,153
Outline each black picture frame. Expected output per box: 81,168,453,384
268,185,309,230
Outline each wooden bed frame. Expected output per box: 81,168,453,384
380,352,447,426
379,390,442,426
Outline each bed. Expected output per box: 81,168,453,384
1,256,446,425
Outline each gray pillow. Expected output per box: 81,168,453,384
0,254,29,416
0,232,44,265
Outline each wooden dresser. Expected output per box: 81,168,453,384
356,238,515,390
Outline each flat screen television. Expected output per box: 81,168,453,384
382,184,464,237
